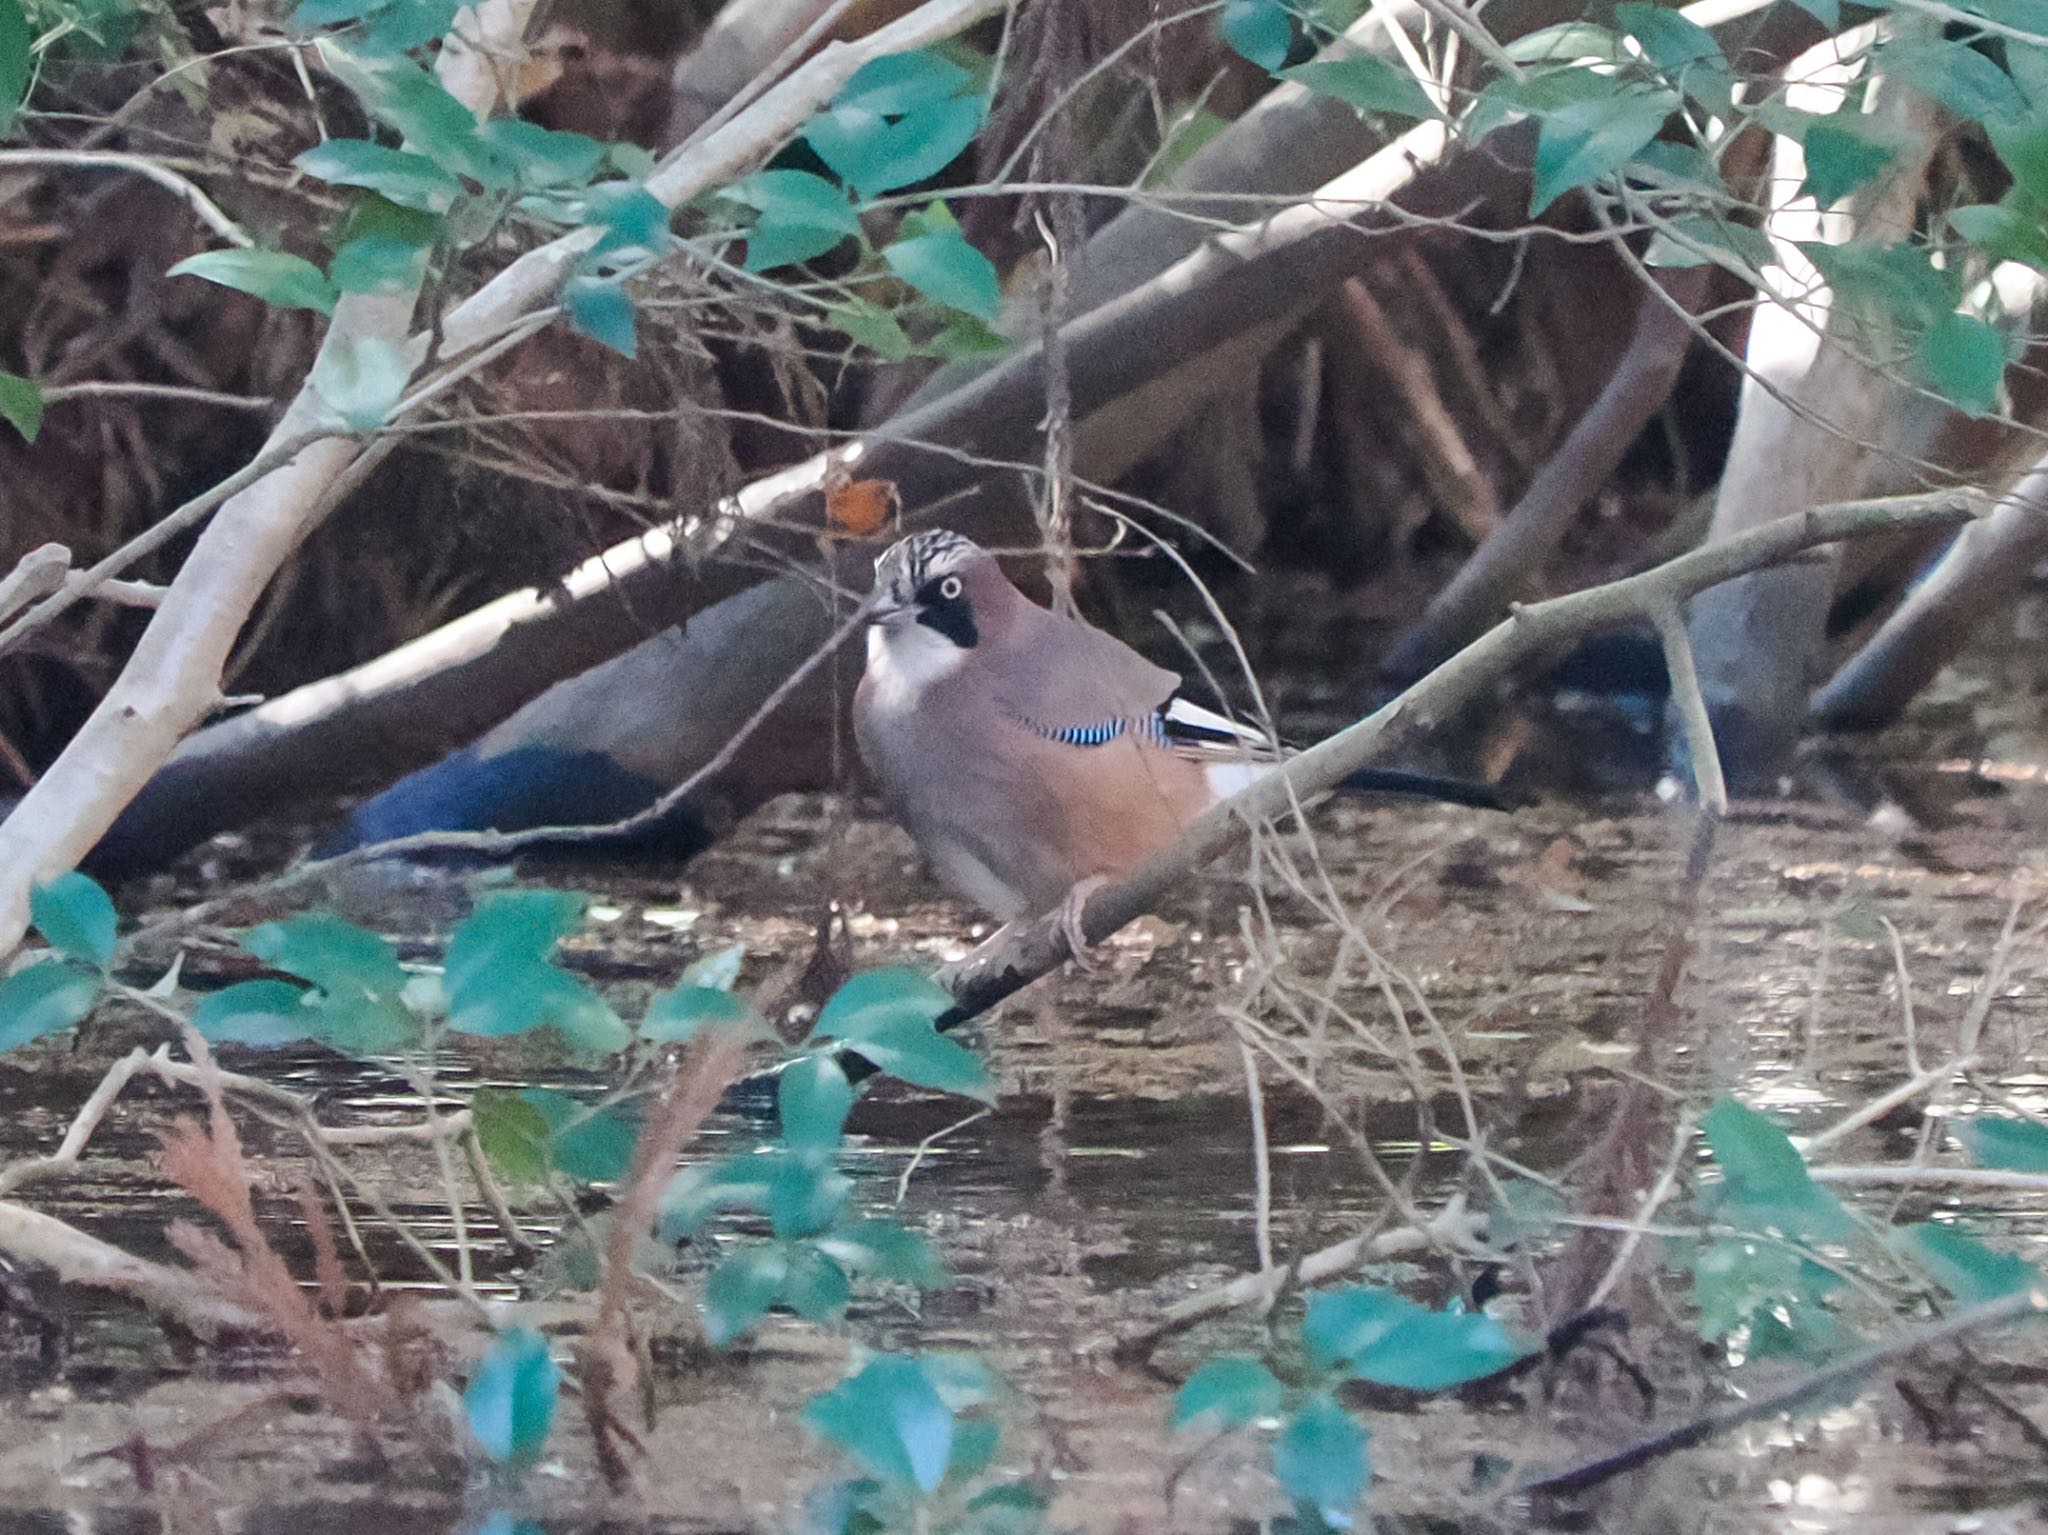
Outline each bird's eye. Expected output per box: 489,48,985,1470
938,575,963,601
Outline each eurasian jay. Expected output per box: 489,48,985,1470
854,529,1497,926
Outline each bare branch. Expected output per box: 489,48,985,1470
936,490,1981,1025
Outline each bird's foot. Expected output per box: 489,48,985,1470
1054,876,1109,970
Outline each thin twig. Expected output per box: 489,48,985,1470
936,489,1982,1026
0,148,254,245
1522,1288,2048,1499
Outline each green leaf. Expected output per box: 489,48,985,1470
0,961,99,1053
1904,1222,2037,1303
704,1245,789,1345
779,1244,853,1322
723,168,862,231
659,1154,777,1237
1616,3,1734,115
522,1087,639,1182
1881,38,2027,129
805,95,984,200
1279,55,1434,119
926,312,1010,359
446,890,584,990
328,195,439,294
725,168,862,272
463,1327,559,1464
1305,1285,1531,1392
358,0,461,53
167,249,337,314
30,871,117,969
316,41,494,183
831,297,914,361
193,979,317,1048
1800,119,1897,206
1302,1286,1409,1371
815,1218,949,1289
293,0,384,29
1919,310,2008,416
294,0,460,50
1170,1355,1285,1431
1220,0,1292,71
948,1419,1003,1488
837,49,973,115
1690,1236,1844,1351
767,1150,852,1239
641,984,752,1042
884,229,1001,320
242,913,416,1054
295,139,462,213
1949,200,2048,267
1804,238,1955,330
471,1087,553,1188
1272,1394,1369,1529
1790,0,1839,27
640,983,755,1043
743,216,856,272
0,0,28,130
1955,1112,2048,1171
780,1052,856,1152
811,967,992,1102
1644,214,1775,274
311,333,411,430
1994,114,2048,208
477,118,606,190
1530,88,1676,215
811,967,954,1044
803,1356,955,1493
0,369,41,442
1699,1097,1854,1240
564,277,636,358
246,913,405,996
448,965,619,1046
581,183,673,258
1505,22,1624,66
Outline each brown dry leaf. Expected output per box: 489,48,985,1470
823,474,901,537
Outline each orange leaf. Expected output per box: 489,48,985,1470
824,475,900,537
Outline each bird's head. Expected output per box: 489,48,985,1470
868,530,1001,651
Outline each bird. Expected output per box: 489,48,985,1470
852,529,1499,929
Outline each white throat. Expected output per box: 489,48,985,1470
865,620,967,710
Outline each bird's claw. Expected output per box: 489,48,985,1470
1055,876,1109,971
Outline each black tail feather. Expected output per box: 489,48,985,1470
1337,767,1514,812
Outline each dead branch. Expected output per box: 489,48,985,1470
580,1031,749,1489
1680,22,1938,786
1092,1199,1487,1361
0,544,71,627
0,0,547,952
1522,1286,2048,1500
1330,274,1500,543
0,0,1006,938
1380,270,1707,684
0,1199,262,1333
662,0,848,148
85,116,1535,875
935,489,1981,1025
1814,447,2048,728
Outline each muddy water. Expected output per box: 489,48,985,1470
2,738,2047,1531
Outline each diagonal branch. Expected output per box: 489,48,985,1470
933,489,1982,1024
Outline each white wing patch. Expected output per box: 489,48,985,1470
1162,696,1279,753
1160,697,1281,800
